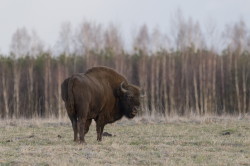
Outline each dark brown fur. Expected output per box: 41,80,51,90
61,66,141,143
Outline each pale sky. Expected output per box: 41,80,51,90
0,0,249,54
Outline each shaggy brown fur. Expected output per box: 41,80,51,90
61,66,141,143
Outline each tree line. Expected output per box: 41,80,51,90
0,49,249,119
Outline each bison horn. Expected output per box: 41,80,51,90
120,82,128,93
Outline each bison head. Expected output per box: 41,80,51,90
117,82,141,119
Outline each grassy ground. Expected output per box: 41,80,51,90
0,117,249,166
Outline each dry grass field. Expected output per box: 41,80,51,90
0,117,249,166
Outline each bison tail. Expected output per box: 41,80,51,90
67,76,75,114
61,78,70,102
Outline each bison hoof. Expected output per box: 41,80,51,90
79,140,87,145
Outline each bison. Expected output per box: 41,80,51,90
61,66,141,143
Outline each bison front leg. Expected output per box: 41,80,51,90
84,119,92,135
96,123,104,142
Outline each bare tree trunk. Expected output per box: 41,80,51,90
28,62,34,117
242,66,247,115
169,57,175,116
212,54,217,113
193,70,199,115
220,57,225,114
13,63,20,118
207,55,213,115
203,60,208,115
180,55,185,114
57,64,65,118
228,52,233,114
44,57,50,118
150,57,156,115
162,55,168,116
2,74,9,118
184,56,189,115
234,57,241,115
48,59,53,117
138,55,148,116
199,58,204,115
155,57,160,115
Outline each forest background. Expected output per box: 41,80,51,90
0,13,250,119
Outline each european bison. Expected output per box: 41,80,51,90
61,66,141,143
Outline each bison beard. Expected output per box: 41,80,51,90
61,66,141,144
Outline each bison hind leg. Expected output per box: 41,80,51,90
68,113,78,142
